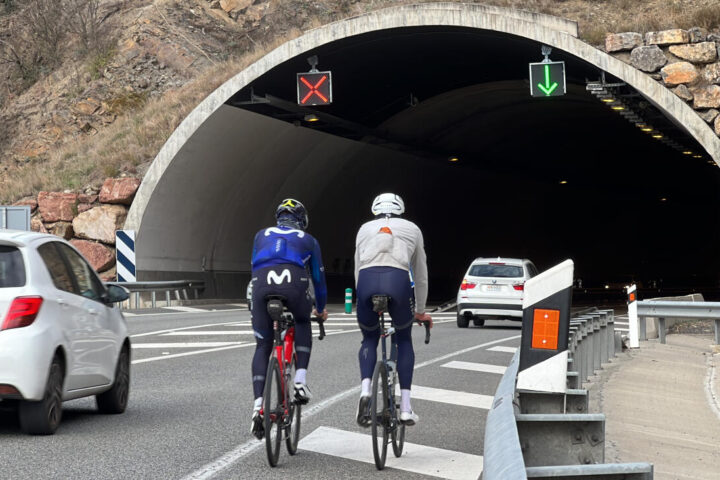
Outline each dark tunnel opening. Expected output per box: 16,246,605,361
214,26,720,302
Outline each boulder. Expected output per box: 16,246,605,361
78,203,94,214
668,42,717,63
78,193,98,204
99,177,141,205
49,222,73,240
13,197,38,213
99,266,117,282
660,62,699,86
30,216,48,233
38,191,78,222
715,115,720,136
673,84,693,101
72,205,127,244
692,85,720,109
703,62,720,84
71,240,115,272
698,109,719,123
645,29,690,46
688,27,708,43
219,0,252,13
630,45,667,72
605,32,643,52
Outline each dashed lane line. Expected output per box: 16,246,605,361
442,360,507,375
396,384,494,410
178,334,519,480
487,346,518,354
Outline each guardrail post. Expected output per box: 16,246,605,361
516,413,605,466
598,312,608,364
166,290,171,307
715,319,720,345
134,292,140,309
151,291,156,308
658,317,666,344
639,315,647,341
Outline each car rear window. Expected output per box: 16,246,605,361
469,264,523,278
0,245,26,287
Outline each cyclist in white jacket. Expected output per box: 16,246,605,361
354,193,432,427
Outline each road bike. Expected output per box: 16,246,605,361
369,294,430,470
262,295,325,467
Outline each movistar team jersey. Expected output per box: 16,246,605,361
251,226,327,311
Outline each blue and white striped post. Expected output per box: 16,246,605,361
116,230,136,282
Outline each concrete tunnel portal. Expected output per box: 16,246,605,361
126,4,720,301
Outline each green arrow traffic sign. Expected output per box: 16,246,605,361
529,61,566,97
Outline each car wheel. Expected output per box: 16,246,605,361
472,316,485,327
456,312,469,328
19,354,64,435
96,345,130,414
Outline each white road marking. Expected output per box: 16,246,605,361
442,360,506,375
123,308,244,317
300,427,483,480
163,306,206,312
488,346,517,353
398,384,494,410
162,331,256,336
132,342,243,348
179,334,519,480
131,321,241,338
132,344,249,364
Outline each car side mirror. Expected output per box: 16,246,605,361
105,284,130,304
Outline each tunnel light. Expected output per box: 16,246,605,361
611,105,625,111
652,134,663,139
660,197,667,202
683,151,693,155
693,155,703,159
559,180,568,184
304,114,320,122
601,97,615,103
641,127,653,132
449,157,459,162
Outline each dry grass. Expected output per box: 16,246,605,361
0,31,304,203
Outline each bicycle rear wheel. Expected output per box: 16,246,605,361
392,417,405,457
370,361,389,470
263,356,282,467
285,354,301,455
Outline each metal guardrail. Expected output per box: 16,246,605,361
107,280,205,309
637,300,720,344
483,308,653,479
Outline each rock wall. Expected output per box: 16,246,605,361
606,28,720,134
16,177,141,281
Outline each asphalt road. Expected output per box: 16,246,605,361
0,304,522,480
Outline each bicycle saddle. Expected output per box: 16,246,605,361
372,295,391,313
266,295,288,319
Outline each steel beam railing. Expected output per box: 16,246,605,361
106,280,205,309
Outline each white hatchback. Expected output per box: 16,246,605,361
456,257,538,328
0,230,131,434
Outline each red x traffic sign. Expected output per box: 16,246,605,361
297,71,332,106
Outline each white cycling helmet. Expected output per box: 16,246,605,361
371,193,405,216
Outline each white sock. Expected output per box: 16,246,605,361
361,378,371,397
400,389,412,412
294,368,307,385
254,397,263,411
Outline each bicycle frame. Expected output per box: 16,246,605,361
378,311,399,433
266,315,295,424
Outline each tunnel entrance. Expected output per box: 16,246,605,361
126,4,720,301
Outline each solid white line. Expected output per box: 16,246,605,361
132,342,243,348
398,384,494,410
124,308,244,318
131,321,242,338
132,344,249,364
178,334,519,480
442,360,506,375
487,346,517,353
299,427,483,480
162,331,256,336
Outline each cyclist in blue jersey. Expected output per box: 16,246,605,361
250,199,328,438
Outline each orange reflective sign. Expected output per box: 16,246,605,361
628,292,636,302
532,309,560,350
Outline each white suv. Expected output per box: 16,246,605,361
456,257,538,328
0,230,131,434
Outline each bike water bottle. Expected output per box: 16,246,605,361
345,288,352,314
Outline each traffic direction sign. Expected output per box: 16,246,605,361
529,61,566,97
297,71,332,105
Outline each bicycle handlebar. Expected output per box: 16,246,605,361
420,320,431,344
314,316,326,340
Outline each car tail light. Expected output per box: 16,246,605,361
513,283,525,291
2,296,43,331
460,279,476,290
0,385,20,396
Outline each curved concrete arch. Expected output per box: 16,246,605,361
126,2,720,233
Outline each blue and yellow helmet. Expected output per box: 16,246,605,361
276,198,309,230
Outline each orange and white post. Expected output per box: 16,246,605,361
626,284,639,348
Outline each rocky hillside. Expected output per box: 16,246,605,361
2,0,720,203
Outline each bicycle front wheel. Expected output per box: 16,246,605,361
263,356,282,467
370,361,389,470
286,354,301,455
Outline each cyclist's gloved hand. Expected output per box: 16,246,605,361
414,312,432,328
312,308,329,321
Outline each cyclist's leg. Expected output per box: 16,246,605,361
285,266,314,401
355,268,382,426
249,271,274,437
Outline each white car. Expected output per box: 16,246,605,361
456,257,538,328
0,230,131,434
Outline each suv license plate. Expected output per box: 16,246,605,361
485,285,501,291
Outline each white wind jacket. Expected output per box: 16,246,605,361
354,216,428,314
